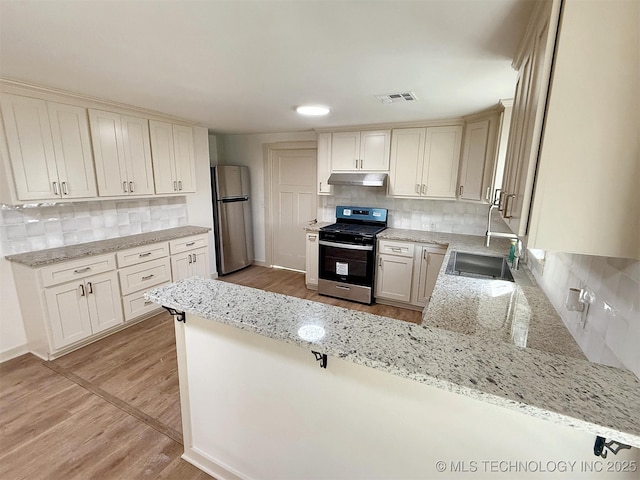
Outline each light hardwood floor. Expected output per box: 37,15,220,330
0,265,419,479
0,330,211,480
218,265,423,324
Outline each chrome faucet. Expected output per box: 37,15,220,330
485,200,523,269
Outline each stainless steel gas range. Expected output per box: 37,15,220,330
318,206,388,304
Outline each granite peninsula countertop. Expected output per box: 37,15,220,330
146,277,640,447
5,226,210,267
378,229,586,359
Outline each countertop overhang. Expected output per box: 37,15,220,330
146,275,640,447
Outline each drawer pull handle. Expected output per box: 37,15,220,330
144,300,152,306
139,252,152,257
74,267,91,274
391,247,402,252
186,242,195,246
142,274,155,281
336,285,351,290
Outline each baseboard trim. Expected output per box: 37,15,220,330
0,344,29,364
183,446,248,480
252,260,268,267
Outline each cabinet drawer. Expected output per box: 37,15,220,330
118,257,171,295
116,242,169,268
40,254,116,287
169,234,208,254
378,240,414,258
122,284,167,322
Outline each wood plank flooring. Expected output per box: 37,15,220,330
218,265,423,324
0,265,419,479
0,350,211,480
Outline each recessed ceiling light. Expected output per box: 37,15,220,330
296,105,330,116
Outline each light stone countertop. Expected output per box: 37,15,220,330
5,226,211,267
145,277,640,447
377,229,585,359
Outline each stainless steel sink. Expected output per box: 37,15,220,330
445,251,514,282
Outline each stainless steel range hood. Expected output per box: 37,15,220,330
327,173,388,187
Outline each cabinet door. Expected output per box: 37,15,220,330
375,254,413,303
171,252,192,282
173,125,196,193
1,94,60,200
44,281,92,349
360,130,390,171
422,126,462,198
85,272,123,334
89,109,128,196
121,115,155,195
190,248,210,278
317,133,332,194
305,233,319,288
459,120,489,201
150,120,178,194
388,128,425,197
47,102,97,199
331,131,360,171
414,248,445,307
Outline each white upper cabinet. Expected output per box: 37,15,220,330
89,109,154,196
458,108,507,205
150,120,196,194
527,0,640,259
499,0,556,236
422,126,462,198
388,128,425,197
331,130,390,172
316,132,332,195
1,94,96,200
389,125,462,199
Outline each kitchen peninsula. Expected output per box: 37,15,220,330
147,233,640,480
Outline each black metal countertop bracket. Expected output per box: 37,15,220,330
312,351,328,369
163,306,186,323
593,436,632,458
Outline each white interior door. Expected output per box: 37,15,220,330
271,149,317,271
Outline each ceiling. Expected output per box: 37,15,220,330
0,1,535,134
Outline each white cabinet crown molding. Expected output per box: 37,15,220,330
0,78,198,127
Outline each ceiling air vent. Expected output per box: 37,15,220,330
375,92,419,104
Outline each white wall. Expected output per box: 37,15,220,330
530,252,640,379
186,126,216,276
219,131,317,263
0,242,28,361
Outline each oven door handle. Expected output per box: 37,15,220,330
318,240,374,251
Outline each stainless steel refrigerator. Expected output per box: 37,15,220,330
211,165,254,275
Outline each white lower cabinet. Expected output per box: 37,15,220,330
45,272,123,350
305,232,319,289
13,254,124,359
412,246,446,307
375,240,415,303
169,235,210,282
375,239,446,310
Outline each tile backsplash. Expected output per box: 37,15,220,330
319,186,508,235
0,197,188,255
530,252,640,378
